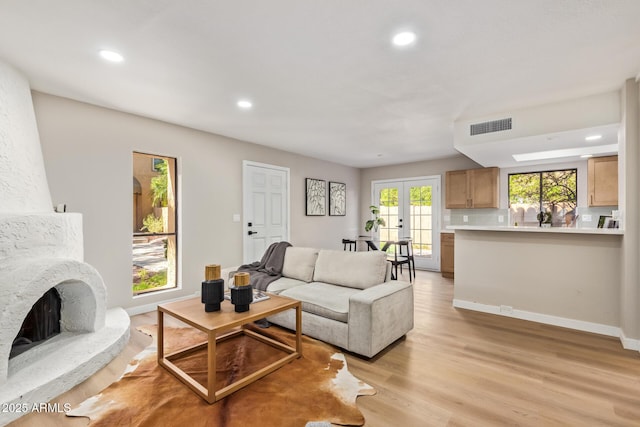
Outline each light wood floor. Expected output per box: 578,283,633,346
9,271,640,426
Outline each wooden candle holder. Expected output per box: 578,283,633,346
230,272,252,312
201,264,224,312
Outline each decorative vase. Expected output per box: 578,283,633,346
230,272,253,312
201,264,224,312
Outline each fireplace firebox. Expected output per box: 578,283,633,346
10,288,62,359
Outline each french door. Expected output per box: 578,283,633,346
372,176,441,270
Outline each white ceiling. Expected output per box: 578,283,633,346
1,0,639,168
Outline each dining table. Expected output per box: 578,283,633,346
354,236,412,252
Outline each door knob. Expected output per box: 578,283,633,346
248,231,258,236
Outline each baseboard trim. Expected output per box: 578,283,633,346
126,292,199,316
620,330,640,351
452,299,640,352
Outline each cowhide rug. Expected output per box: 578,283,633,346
67,324,375,426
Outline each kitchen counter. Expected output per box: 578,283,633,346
452,226,622,336
447,225,623,235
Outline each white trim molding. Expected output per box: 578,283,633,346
126,292,200,316
619,330,640,352
453,299,640,352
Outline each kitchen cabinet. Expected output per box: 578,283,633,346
440,232,454,279
588,155,618,207
445,167,499,209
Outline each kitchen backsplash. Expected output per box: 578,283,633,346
444,206,620,229
444,208,507,227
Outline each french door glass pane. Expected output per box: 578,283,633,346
378,187,398,247
409,185,432,257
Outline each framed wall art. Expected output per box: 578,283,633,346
305,178,326,216
329,181,346,216
597,215,611,228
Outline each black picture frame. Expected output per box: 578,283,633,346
329,181,346,216
305,178,326,216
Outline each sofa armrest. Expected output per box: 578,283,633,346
348,281,414,357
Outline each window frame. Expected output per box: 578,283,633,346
508,167,578,225
132,151,179,296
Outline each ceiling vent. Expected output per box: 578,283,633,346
470,118,512,136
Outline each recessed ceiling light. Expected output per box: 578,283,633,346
237,100,253,109
585,134,602,141
99,50,124,63
392,31,416,47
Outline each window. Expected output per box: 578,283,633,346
151,157,164,172
132,152,178,295
508,169,577,227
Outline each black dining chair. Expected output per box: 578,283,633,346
396,240,415,281
342,238,356,251
384,240,414,282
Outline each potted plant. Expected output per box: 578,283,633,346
537,210,552,227
364,205,386,233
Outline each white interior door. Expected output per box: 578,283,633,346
242,161,290,263
373,176,441,271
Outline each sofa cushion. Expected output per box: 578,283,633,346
279,282,360,323
266,277,306,295
312,249,387,289
282,247,319,282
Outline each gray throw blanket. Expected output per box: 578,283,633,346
237,241,292,291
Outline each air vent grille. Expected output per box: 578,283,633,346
470,118,512,136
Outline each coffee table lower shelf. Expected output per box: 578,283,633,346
157,296,302,404
159,327,300,403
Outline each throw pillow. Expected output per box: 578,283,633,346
313,250,387,289
282,247,319,282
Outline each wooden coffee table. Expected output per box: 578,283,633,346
157,293,301,403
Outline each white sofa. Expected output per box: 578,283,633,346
224,247,414,358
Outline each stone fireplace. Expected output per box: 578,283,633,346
0,61,130,425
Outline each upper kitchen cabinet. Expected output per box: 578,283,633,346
445,169,469,208
445,167,499,209
588,155,618,207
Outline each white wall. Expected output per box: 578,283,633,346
33,92,360,310
620,78,640,342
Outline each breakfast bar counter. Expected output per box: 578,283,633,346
450,226,623,337
447,224,623,235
